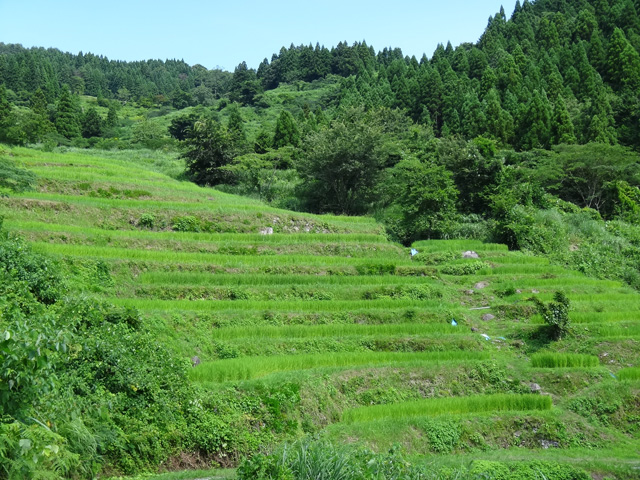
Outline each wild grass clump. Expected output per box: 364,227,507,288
342,394,552,423
617,367,640,380
530,353,599,368
237,439,590,480
189,351,489,383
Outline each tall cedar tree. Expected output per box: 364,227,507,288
81,107,103,138
273,111,300,148
55,88,80,139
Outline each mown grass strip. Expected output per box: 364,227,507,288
210,323,463,341
444,255,550,266
530,353,599,368
31,242,411,267
137,272,434,287
341,393,552,423
411,239,508,252
189,351,490,383
109,297,461,313
489,276,625,289
529,311,640,324
6,220,390,244
573,311,640,323
617,367,640,380
14,191,380,228
475,265,574,276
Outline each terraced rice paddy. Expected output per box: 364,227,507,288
4,146,640,476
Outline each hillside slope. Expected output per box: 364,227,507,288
1,146,640,478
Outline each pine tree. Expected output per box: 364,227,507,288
0,84,11,125
550,96,577,144
55,88,80,139
30,88,48,116
29,87,54,140
226,104,247,153
81,107,103,138
273,110,300,149
461,92,486,139
484,88,514,145
584,90,617,144
106,103,118,128
606,28,640,91
517,89,552,150
0,84,14,143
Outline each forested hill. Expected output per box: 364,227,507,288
2,0,640,149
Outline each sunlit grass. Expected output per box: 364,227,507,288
5,220,390,244
617,367,640,380
411,239,508,252
530,353,599,368
341,394,552,423
108,297,461,313
210,322,464,341
189,351,490,383
31,242,412,267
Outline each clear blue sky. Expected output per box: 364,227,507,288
0,0,517,71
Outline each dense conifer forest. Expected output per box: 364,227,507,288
1,0,640,478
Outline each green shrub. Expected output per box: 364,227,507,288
440,261,490,275
362,284,441,300
355,263,396,275
172,215,201,232
138,213,156,229
416,418,461,453
0,226,64,304
531,291,571,340
414,250,457,265
0,157,37,193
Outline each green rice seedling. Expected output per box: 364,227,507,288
476,265,573,276
210,322,463,341
108,297,461,314
570,300,640,313
189,351,490,382
490,276,625,290
341,394,552,423
137,272,434,287
531,311,639,324
593,323,640,337
616,367,640,380
530,353,599,368
411,239,508,253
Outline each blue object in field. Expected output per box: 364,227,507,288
451,319,458,326
609,372,617,379
410,248,419,257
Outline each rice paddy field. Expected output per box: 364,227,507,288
3,145,640,478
